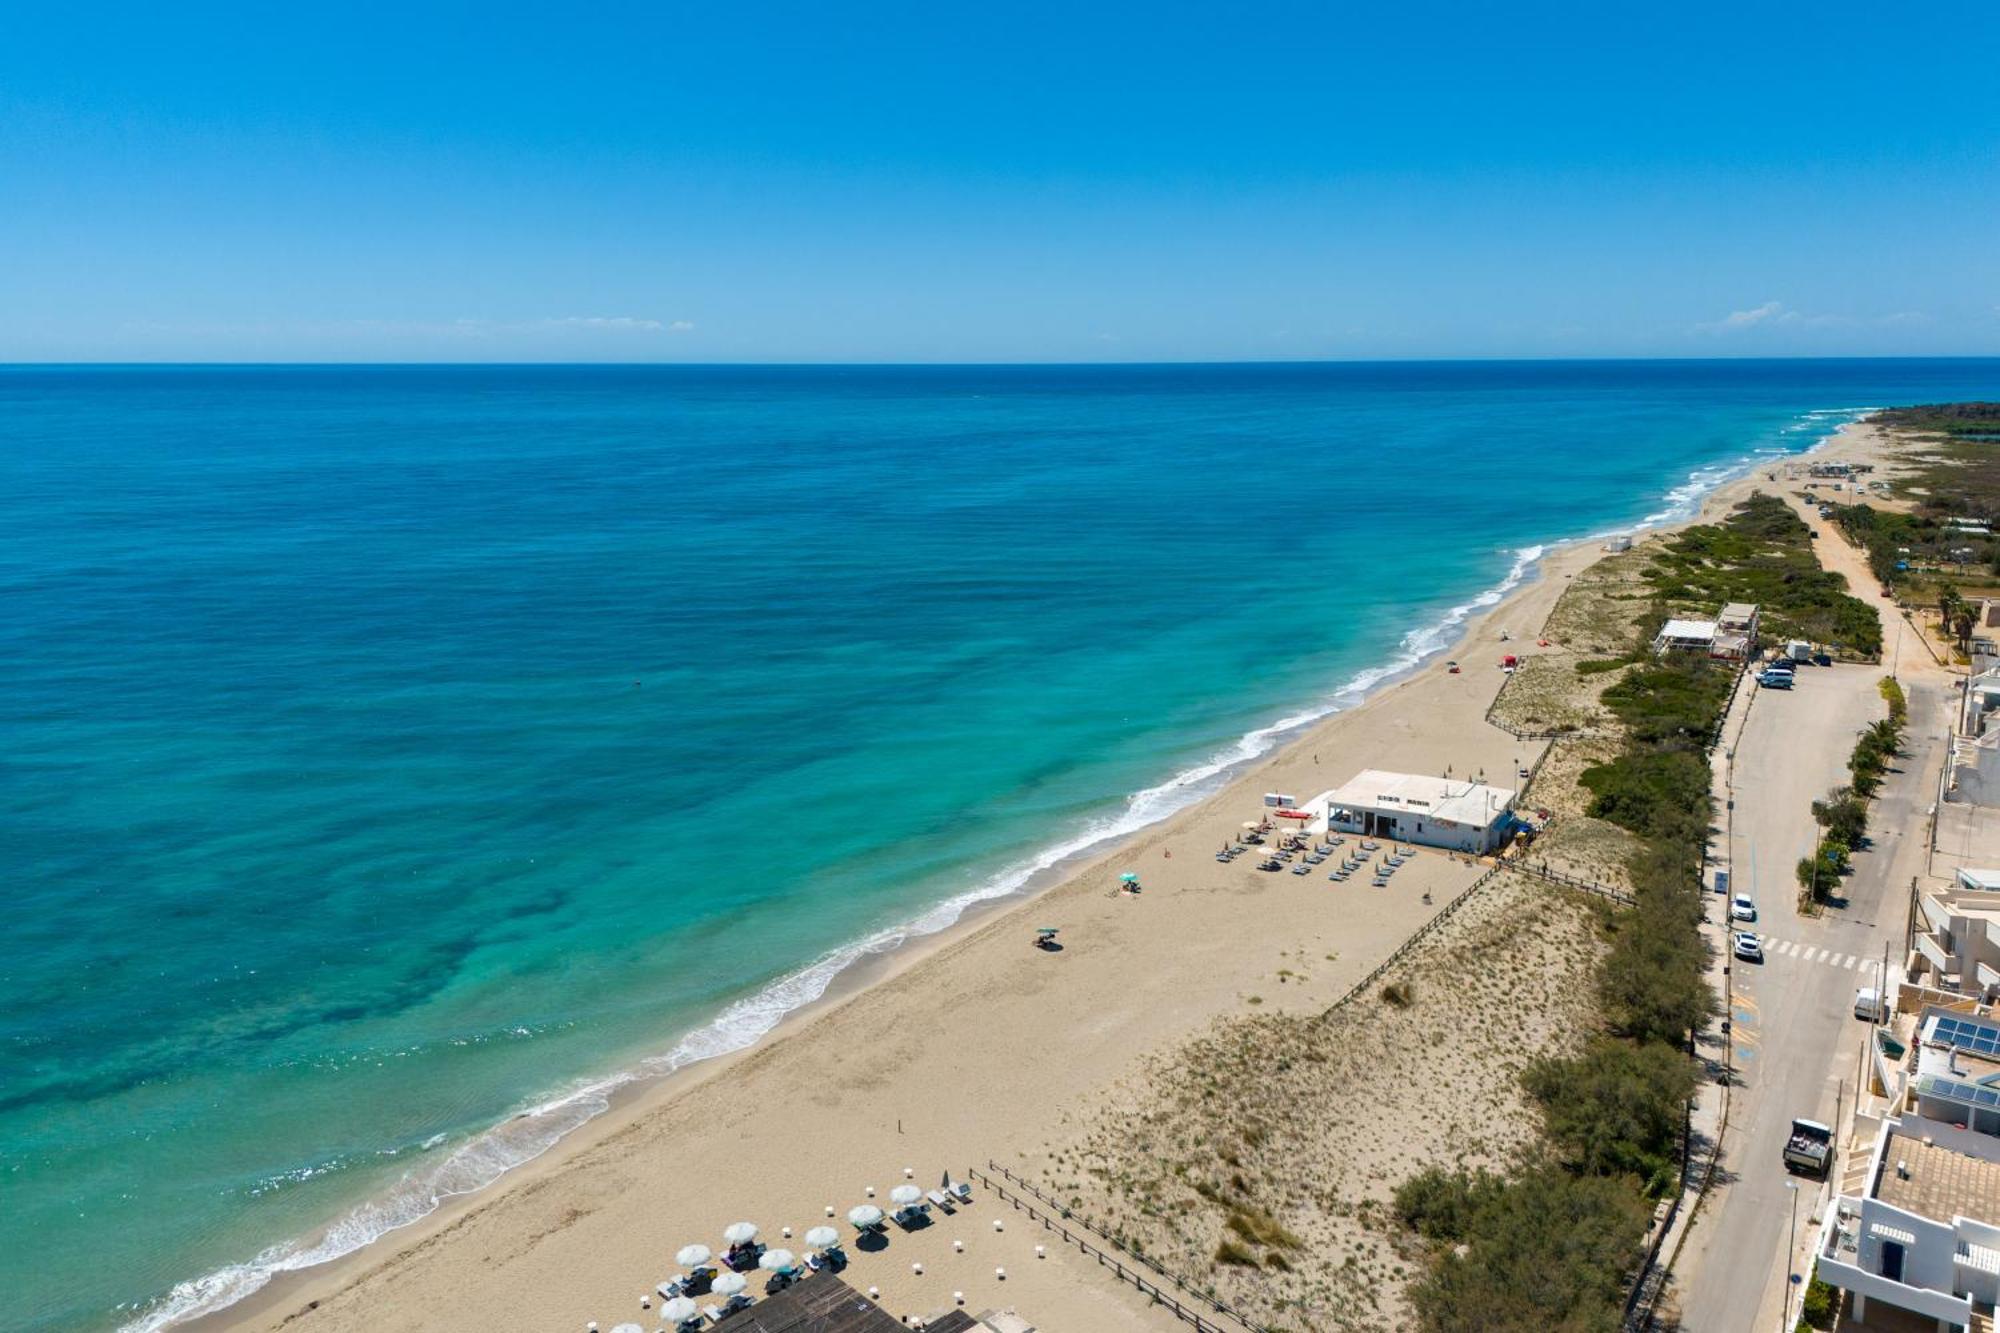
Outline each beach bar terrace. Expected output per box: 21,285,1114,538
1302,769,1516,855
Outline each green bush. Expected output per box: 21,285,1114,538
1524,1039,1697,1189
1800,1270,1837,1328
1403,1162,1648,1333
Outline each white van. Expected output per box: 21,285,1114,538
1855,987,1888,1022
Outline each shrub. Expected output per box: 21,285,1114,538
1524,1039,1698,1189
1404,1162,1648,1333
1799,1270,1837,1328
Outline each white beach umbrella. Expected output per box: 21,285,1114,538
675,1244,712,1268
889,1184,923,1205
722,1221,759,1245
804,1225,840,1249
1241,820,1260,830
758,1248,796,1271
711,1271,748,1296
848,1204,884,1228
660,1295,698,1323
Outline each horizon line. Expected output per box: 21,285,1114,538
6,353,2000,370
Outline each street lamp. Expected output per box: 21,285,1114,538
1782,1178,1802,1333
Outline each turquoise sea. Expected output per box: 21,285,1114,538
6,360,1999,1331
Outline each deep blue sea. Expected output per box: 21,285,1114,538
5,360,1998,1331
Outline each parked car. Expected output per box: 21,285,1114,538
1730,894,1757,922
1758,671,1794,690
1733,932,1764,963
1855,987,1888,1021
1812,651,1833,667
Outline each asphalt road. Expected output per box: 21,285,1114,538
1674,668,1949,1332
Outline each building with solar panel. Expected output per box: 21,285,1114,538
1816,1008,2000,1329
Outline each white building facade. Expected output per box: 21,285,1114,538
1303,770,1516,854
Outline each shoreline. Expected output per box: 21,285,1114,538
160,412,1874,1333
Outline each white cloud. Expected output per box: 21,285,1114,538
1717,300,1786,329
1695,302,1927,337
669,320,695,332
545,316,666,332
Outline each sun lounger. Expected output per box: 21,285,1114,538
1331,871,1349,881
1372,876,1389,887
950,1181,971,1201
1291,864,1310,875
926,1189,956,1212
705,1307,724,1325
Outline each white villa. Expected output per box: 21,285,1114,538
1820,1011,2000,1330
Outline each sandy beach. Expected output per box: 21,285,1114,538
202,422,1898,1333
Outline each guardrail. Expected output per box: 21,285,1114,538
967,1164,1267,1333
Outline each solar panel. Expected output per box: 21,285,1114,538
1929,1013,2000,1057
1921,1074,2000,1109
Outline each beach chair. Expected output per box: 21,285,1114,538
1291,864,1310,875
949,1180,972,1202
1331,871,1349,882
1371,876,1389,887
704,1306,725,1325
926,1188,956,1212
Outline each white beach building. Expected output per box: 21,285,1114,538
1300,769,1516,854
1652,617,1718,656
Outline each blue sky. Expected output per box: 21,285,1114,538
3,1,1997,362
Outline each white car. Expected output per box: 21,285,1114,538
1733,932,1764,963
1730,895,1757,922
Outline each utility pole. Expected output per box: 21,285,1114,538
1782,1178,1802,1333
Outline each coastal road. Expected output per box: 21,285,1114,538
1672,670,1950,1332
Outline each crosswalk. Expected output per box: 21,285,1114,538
1751,937,1881,971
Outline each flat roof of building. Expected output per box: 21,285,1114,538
1929,887,2000,920
1321,770,1516,827
1876,1129,2000,1226
1719,602,1759,621
1658,618,1718,640
1961,868,2000,892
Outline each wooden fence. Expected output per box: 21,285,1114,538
967,1164,1267,1333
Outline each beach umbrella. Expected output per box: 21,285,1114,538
1120,872,1139,883
711,1272,748,1296
1241,821,1259,830
848,1204,884,1228
660,1296,698,1323
611,1325,645,1333
722,1222,759,1245
805,1225,840,1249
889,1184,923,1205
675,1244,712,1268
758,1248,796,1271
